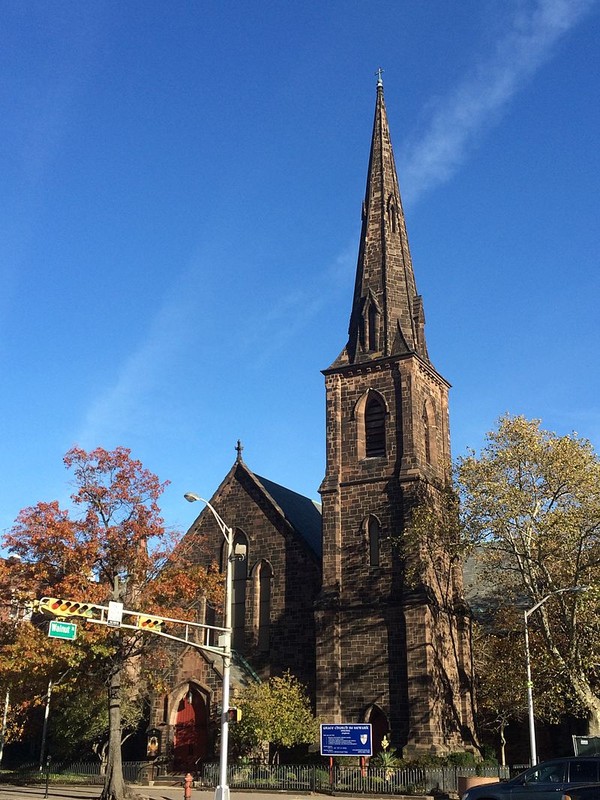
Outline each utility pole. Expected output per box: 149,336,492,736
0,687,9,769
38,680,53,771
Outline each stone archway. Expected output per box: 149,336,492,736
172,683,209,771
365,704,390,754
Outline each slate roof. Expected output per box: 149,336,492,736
255,474,322,559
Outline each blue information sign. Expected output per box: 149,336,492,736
320,723,372,756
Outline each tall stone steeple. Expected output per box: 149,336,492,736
335,77,429,368
317,76,475,756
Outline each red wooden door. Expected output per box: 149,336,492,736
173,689,209,771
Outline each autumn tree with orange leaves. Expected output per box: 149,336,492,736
0,446,221,800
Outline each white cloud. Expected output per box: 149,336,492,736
400,0,597,202
76,282,198,448
76,0,598,441
237,244,356,367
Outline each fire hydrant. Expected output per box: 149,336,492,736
184,772,193,799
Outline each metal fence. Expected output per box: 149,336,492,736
2,760,149,785
198,762,511,794
2,760,514,793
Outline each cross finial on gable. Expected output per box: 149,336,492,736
376,67,384,88
235,439,244,462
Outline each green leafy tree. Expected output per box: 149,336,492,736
470,609,528,765
231,672,318,763
473,603,584,763
400,480,479,750
457,415,600,734
0,446,221,800
46,675,146,766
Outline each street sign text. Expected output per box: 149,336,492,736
48,620,77,640
320,723,372,756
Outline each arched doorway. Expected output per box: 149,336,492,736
365,704,389,754
173,684,209,771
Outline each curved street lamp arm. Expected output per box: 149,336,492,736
184,493,233,545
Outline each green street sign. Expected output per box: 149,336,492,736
48,620,77,640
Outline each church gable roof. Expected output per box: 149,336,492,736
254,474,322,559
201,453,322,561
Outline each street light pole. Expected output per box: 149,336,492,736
523,607,537,767
0,687,9,769
185,493,233,800
524,586,589,767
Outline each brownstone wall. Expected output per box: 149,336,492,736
318,348,475,754
184,464,321,695
153,463,322,760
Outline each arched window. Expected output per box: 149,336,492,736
367,304,378,351
226,529,248,650
367,516,381,567
365,394,386,457
257,561,272,653
422,400,437,467
204,602,216,649
387,195,397,233
422,404,431,465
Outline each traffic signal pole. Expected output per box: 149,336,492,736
31,597,230,658
38,679,53,771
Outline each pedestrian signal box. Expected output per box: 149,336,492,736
226,707,242,723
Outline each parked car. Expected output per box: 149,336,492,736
461,758,600,800
561,786,600,800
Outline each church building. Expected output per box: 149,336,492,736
151,77,476,769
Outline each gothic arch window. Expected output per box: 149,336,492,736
422,400,437,467
204,602,217,649
387,195,397,233
222,529,249,650
422,403,431,465
364,515,381,567
359,294,380,352
256,560,272,652
358,313,366,350
365,393,386,457
367,303,379,351
355,390,388,460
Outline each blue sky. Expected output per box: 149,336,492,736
1,0,599,542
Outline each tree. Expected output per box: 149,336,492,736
230,672,318,763
46,674,146,766
457,415,600,734
400,480,479,751
470,609,528,765
0,558,87,763
0,446,221,800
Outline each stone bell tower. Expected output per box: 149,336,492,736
316,75,476,755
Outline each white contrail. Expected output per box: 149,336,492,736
400,0,596,202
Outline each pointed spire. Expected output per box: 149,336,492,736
338,77,430,367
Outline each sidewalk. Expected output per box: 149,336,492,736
0,787,319,800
